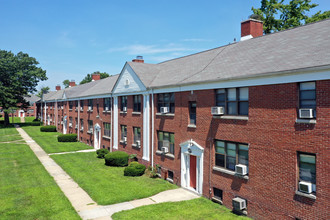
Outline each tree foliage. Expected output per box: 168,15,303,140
252,0,330,34
0,50,47,126
79,71,110,85
36,86,50,98
63,79,70,88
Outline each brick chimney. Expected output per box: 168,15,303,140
92,74,101,81
132,55,144,63
69,80,76,87
241,18,263,41
56,85,61,91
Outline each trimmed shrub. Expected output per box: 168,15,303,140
124,161,146,177
33,118,40,122
96,149,109,159
40,125,57,132
104,151,129,167
57,134,77,142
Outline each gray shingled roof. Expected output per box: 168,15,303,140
130,19,330,88
24,94,40,104
43,75,119,101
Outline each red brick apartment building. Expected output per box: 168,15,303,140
1,94,39,118
36,19,330,219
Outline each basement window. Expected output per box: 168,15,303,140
213,187,223,201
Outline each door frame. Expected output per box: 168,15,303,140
180,139,204,195
94,123,101,149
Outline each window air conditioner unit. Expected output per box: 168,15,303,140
160,107,169,114
105,106,109,111
211,106,224,115
136,140,140,147
235,164,248,175
299,109,313,119
232,197,246,211
299,181,312,194
61,121,63,124
80,107,83,111
123,107,127,112
69,123,72,127
75,125,78,129
61,106,63,109
161,146,169,154
123,137,127,142
88,106,92,111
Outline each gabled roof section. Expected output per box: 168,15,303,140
112,62,147,94
24,94,40,105
42,74,119,101
134,19,330,88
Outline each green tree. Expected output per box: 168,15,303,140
63,79,70,88
252,0,330,34
80,71,110,85
36,86,50,98
0,50,47,126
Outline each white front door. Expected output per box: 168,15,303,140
94,123,101,149
180,140,204,195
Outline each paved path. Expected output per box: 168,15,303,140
16,126,200,220
20,117,25,123
48,149,96,156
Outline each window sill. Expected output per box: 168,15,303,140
213,166,249,180
69,109,73,111
132,112,141,115
187,124,196,128
87,110,93,112
295,191,316,200
119,140,127,144
120,111,127,114
103,110,111,113
166,178,173,183
211,197,223,205
156,150,175,159
156,113,175,117
75,109,78,112
80,110,84,112
295,119,316,124
213,115,249,120
132,144,141,149
87,131,93,134
102,136,111,140
80,129,84,132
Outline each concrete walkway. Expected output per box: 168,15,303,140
48,149,96,156
20,117,25,123
16,126,199,220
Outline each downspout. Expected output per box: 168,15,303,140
44,102,47,126
77,99,80,141
110,95,113,152
151,90,154,169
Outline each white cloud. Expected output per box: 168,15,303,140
182,38,212,42
107,44,194,55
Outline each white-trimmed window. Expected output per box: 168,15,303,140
120,96,127,112
133,127,141,143
104,98,111,111
157,131,174,154
216,87,249,115
157,93,175,113
133,95,141,112
215,140,249,172
80,119,84,131
298,152,316,193
88,120,93,133
103,122,111,137
299,82,316,118
121,125,127,141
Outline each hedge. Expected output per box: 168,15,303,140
57,134,77,142
96,149,109,159
124,162,146,177
104,151,129,167
40,126,57,132
33,118,40,122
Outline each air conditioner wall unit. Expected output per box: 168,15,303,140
136,140,140,146
105,106,109,111
211,106,224,115
235,164,248,175
232,197,246,211
88,106,92,110
123,107,127,112
160,107,169,114
299,108,313,119
123,137,127,142
299,181,312,194
161,146,169,154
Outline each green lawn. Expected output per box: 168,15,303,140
22,126,92,153
51,152,177,205
0,116,35,123
24,116,36,122
112,197,249,220
0,127,80,219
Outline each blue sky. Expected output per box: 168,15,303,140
1,0,329,92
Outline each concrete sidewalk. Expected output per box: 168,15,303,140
16,126,199,220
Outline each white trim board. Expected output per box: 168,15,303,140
152,69,330,94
